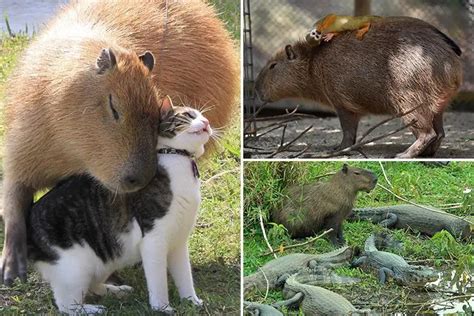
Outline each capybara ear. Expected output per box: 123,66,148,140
160,95,174,116
342,163,348,174
139,51,155,72
96,48,117,74
285,45,296,60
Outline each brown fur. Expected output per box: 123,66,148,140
272,165,377,245
255,17,462,158
1,0,238,283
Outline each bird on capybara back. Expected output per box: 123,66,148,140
272,164,377,245
1,0,239,285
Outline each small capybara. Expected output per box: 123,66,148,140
1,0,239,284
255,17,462,158
272,164,377,245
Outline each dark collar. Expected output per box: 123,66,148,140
157,147,193,158
157,147,199,178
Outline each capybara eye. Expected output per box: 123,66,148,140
354,171,360,175
109,94,119,121
269,62,277,69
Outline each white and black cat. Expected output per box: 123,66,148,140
26,96,211,314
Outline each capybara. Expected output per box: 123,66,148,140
255,17,462,158
1,0,239,284
272,164,377,245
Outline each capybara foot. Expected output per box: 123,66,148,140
1,232,27,285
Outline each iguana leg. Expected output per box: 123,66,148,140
378,267,394,284
379,213,397,228
350,256,367,268
272,292,304,309
276,273,290,287
355,22,371,39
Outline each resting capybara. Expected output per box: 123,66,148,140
1,0,239,284
272,164,377,245
255,17,462,158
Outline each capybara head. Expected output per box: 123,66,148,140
255,44,310,102
339,164,378,193
68,48,160,193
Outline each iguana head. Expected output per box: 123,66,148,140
396,266,438,286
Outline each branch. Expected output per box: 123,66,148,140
261,228,334,256
267,125,313,158
258,209,277,259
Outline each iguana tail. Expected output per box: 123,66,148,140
364,234,378,252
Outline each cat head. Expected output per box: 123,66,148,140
157,96,213,158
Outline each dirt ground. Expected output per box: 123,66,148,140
244,112,474,159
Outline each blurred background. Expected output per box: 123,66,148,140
244,0,473,122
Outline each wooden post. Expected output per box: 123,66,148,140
354,0,371,16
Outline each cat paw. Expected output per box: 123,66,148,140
69,304,107,314
151,304,176,315
187,295,203,306
108,284,134,298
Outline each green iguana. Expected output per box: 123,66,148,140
351,234,438,286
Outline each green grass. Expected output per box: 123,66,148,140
0,0,241,314
244,161,473,314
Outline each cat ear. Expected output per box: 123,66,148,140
160,95,174,116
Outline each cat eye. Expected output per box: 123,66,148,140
109,95,119,121
183,112,196,119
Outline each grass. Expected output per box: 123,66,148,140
244,161,473,315
0,0,241,314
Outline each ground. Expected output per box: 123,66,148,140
0,0,241,314
244,112,474,158
243,161,473,315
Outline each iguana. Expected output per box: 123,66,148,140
351,234,438,286
305,14,382,46
349,205,471,240
244,246,354,295
273,274,360,315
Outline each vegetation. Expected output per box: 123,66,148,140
244,161,473,315
0,0,240,314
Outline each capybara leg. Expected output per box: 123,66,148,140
324,216,344,246
1,180,33,285
395,128,437,158
356,22,371,40
335,108,360,150
420,113,445,157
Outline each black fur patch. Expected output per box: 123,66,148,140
27,164,172,264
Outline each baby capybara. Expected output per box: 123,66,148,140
273,164,377,245
255,17,462,158
1,0,239,284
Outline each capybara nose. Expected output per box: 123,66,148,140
122,174,148,192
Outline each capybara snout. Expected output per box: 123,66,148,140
346,167,378,193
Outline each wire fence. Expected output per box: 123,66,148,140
243,0,473,119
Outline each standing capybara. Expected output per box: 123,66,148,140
1,0,239,284
255,17,462,158
272,164,377,245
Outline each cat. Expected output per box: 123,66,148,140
26,96,212,314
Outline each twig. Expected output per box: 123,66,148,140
203,167,240,184
279,124,287,147
310,120,417,158
258,267,270,301
267,125,313,158
313,172,336,180
261,229,334,256
379,162,393,189
244,106,300,122
254,124,285,140
288,145,310,158
244,101,268,133
258,209,277,259
358,105,422,143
